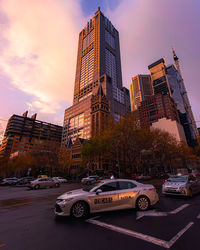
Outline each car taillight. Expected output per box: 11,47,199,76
30,182,32,185
97,179,100,182
162,179,165,184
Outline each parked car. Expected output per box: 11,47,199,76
28,178,60,189
55,179,159,218
52,177,67,183
81,176,100,185
162,175,200,197
136,174,151,181
0,177,19,186
16,177,35,185
37,175,48,178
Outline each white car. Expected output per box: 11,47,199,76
52,177,68,183
81,176,99,185
55,179,159,218
162,175,200,197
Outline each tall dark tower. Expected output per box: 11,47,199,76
91,84,110,137
62,8,130,145
73,7,123,106
172,48,198,141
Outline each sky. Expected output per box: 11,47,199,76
0,0,200,133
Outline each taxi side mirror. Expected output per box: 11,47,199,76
96,189,102,195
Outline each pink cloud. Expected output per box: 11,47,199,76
0,0,85,115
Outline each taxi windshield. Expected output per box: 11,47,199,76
167,176,188,183
83,182,104,192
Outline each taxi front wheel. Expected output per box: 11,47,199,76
136,196,150,211
71,201,89,219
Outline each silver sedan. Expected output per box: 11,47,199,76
55,179,159,218
29,178,60,189
162,175,200,197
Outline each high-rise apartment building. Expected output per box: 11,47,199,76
148,54,198,146
130,74,152,111
62,7,130,145
0,112,62,157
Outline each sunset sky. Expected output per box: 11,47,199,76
0,0,200,132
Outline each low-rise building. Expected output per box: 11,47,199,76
0,112,62,157
151,118,186,143
138,93,179,129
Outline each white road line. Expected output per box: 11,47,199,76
87,218,169,248
86,218,194,249
136,204,190,220
169,204,190,214
89,216,101,220
167,222,194,248
136,210,168,220
197,213,200,219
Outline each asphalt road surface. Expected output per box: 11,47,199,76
0,183,200,250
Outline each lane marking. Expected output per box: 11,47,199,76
87,218,169,248
167,222,194,248
0,243,6,248
136,210,167,220
136,204,190,220
86,218,194,249
169,204,190,214
89,216,101,220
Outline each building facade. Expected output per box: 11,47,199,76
91,84,110,137
151,118,186,143
138,94,179,129
148,54,198,146
0,112,62,157
148,58,172,96
130,74,152,111
62,7,130,146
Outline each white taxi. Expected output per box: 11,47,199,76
55,179,158,218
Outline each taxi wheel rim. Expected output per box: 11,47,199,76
72,203,85,218
138,197,149,210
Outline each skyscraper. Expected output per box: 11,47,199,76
171,48,198,142
62,7,130,145
148,58,172,96
130,74,152,111
148,54,198,146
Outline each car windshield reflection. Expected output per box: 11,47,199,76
83,182,104,192
167,176,188,183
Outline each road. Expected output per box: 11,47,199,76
0,183,200,250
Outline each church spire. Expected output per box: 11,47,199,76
97,83,104,97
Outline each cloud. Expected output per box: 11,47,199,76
0,0,199,126
106,0,200,120
0,0,86,115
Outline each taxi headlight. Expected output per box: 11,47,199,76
63,198,74,202
179,187,185,193
57,198,74,203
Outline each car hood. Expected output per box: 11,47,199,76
57,189,88,200
164,182,186,188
